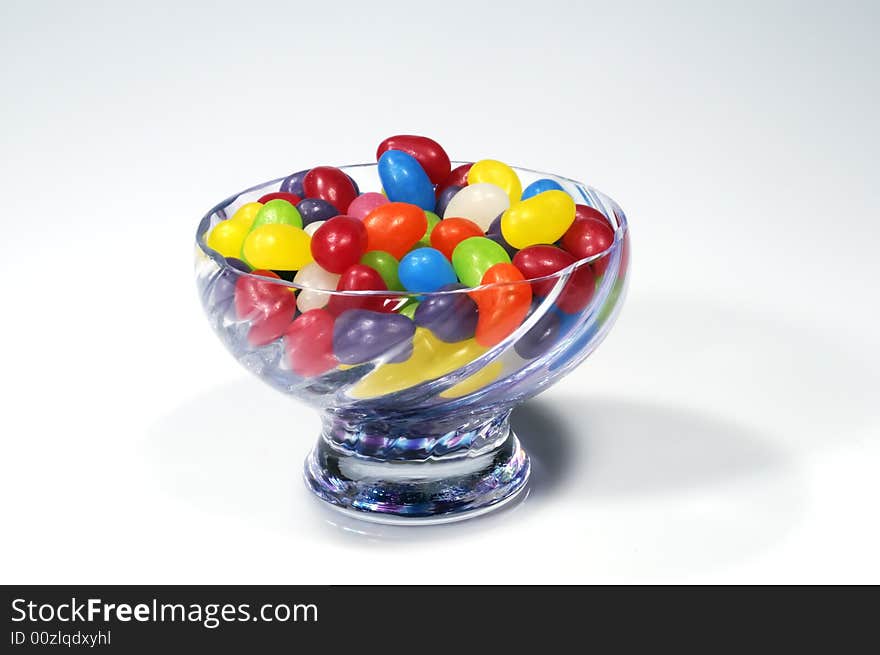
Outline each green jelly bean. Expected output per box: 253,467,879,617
251,198,303,231
399,300,419,319
451,236,511,288
418,211,441,247
360,250,403,291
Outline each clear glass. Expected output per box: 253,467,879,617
194,163,630,523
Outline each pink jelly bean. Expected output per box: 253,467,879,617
347,192,389,221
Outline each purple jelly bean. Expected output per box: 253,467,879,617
296,198,339,226
435,185,462,218
486,213,503,236
487,232,518,259
333,310,416,365
514,307,560,359
413,283,478,343
281,169,309,197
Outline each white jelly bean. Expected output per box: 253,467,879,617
442,183,510,231
293,262,340,313
304,220,326,237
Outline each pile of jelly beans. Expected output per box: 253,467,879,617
206,135,615,390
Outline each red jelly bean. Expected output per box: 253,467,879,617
471,263,532,347
234,270,297,346
561,209,615,277
327,264,395,315
302,166,358,213
430,217,484,260
284,308,338,377
310,216,368,274
362,202,428,259
513,245,596,314
435,163,473,198
574,203,613,227
257,191,302,205
377,135,452,186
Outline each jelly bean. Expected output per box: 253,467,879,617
413,283,478,342
561,212,615,276
575,203,612,227
377,134,452,185
512,245,596,314
234,270,297,346
310,216,368,274
362,202,428,259
281,169,309,197
241,224,313,271
333,309,416,365
347,174,360,196
471,263,532,347
350,328,487,399
487,233,518,259
500,190,575,249
296,198,339,226
514,306,560,359
442,183,510,231
467,159,522,204
347,192,389,220
206,219,249,259
225,258,250,272
326,264,394,315
398,247,457,293
304,220,325,237
360,250,403,291
229,202,263,228
430,217,484,260
251,199,303,230
439,358,503,398
377,150,435,211
451,236,511,288
398,300,419,319
257,191,302,205
439,163,473,191
284,308,338,377
435,184,461,218
303,166,358,213
486,213,503,236
293,262,340,313
520,178,564,200
418,211,441,247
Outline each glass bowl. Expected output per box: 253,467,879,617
194,163,630,524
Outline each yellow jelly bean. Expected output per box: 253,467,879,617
350,328,488,399
500,190,576,249
230,201,264,229
439,360,503,398
206,219,249,258
241,223,313,271
467,159,522,204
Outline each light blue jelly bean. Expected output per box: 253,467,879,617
398,247,458,293
521,178,565,200
378,150,436,211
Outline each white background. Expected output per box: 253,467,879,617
1,0,877,583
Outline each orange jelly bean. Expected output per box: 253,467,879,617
430,217,484,260
471,263,532,347
362,202,428,259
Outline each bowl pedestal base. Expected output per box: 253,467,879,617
304,415,530,525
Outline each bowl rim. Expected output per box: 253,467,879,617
195,162,629,297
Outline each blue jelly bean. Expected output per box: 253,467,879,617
435,185,462,218
281,169,309,197
333,310,416,365
398,247,457,293
521,178,565,200
413,283,478,343
515,307,560,359
296,198,339,226
378,150,435,211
